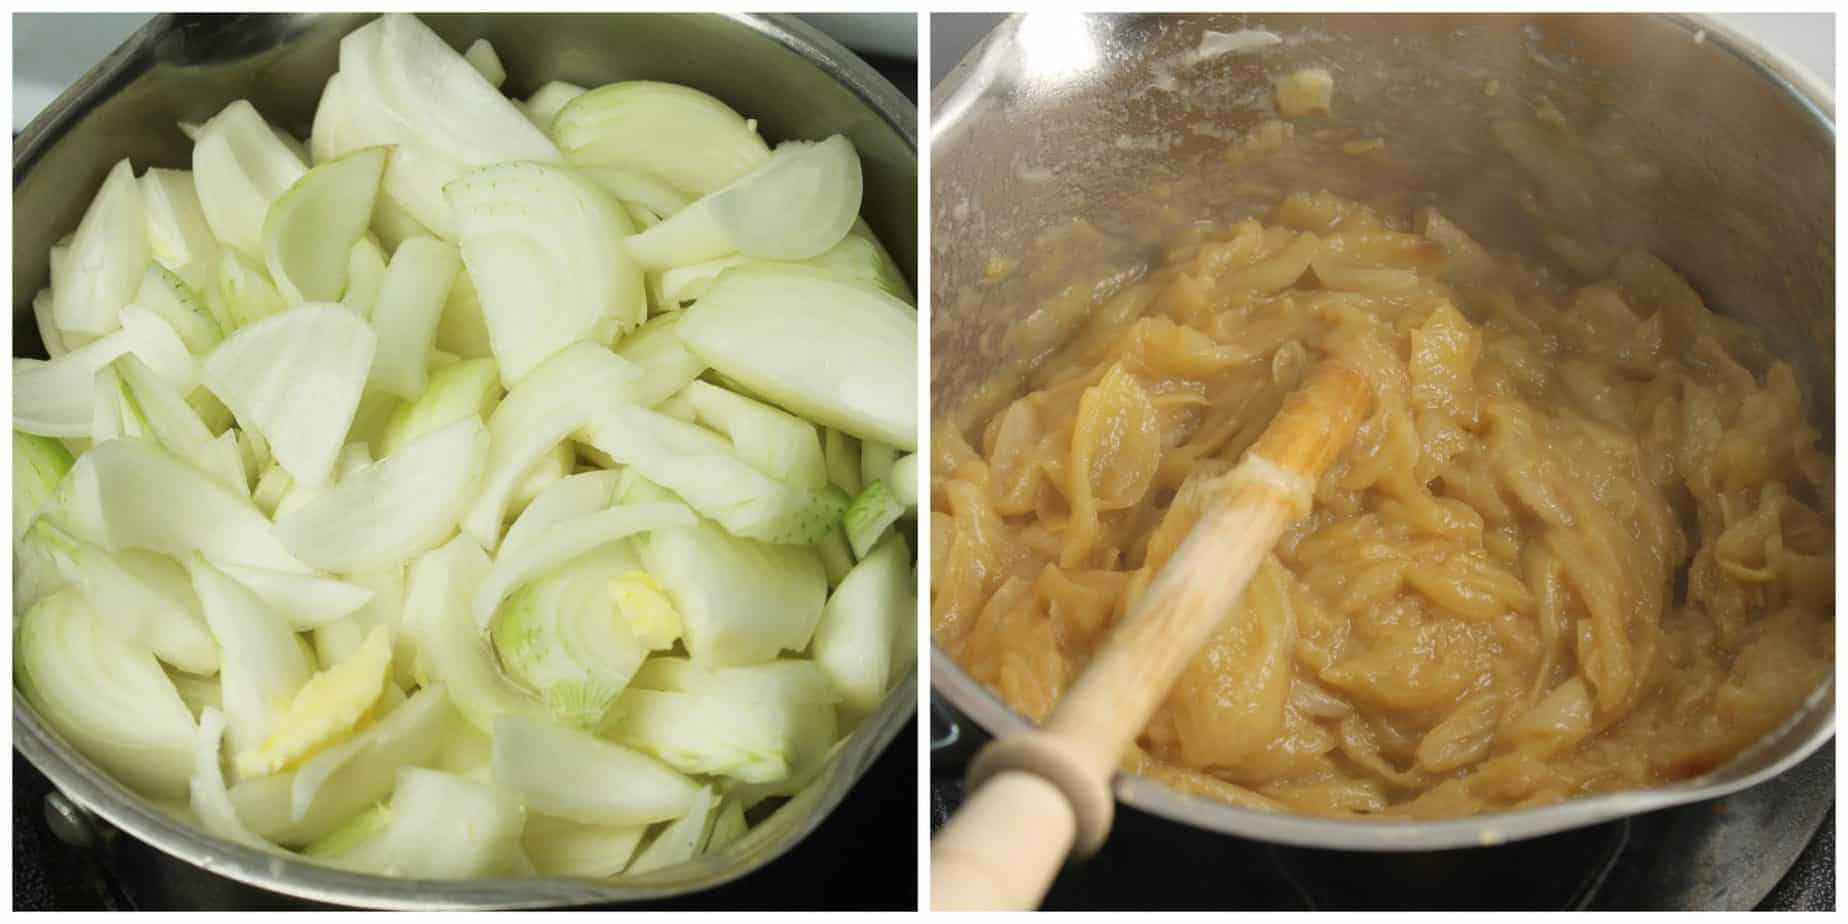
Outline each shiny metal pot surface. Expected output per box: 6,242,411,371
14,12,916,908
930,12,1833,851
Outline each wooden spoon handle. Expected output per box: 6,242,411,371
930,361,1372,910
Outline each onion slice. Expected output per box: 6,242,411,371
447,161,646,385
490,715,697,827
677,265,917,450
202,303,375,487
262,147,388,305
552,81,768,197
276,416,489,573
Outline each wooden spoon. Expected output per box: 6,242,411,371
930,360,1373,910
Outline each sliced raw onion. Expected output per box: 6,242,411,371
276,415,489,572
188,556,315,758
16,590,198,800
55,158,150,335
624,136,862,269
457,341,638,549
447,161,646,385
677,265,916,450
191,100,309,259
552,81,768,196
366,237,461,398
472,501,695,630
490,714,697,827
262,147,388,304
139,167,220,290
202,303,375,487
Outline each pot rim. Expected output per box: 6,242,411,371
927,11,1836,852
13,11,918,908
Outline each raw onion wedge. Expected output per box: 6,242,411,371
630,657,841,707
508,442,574,521
377,356,502,456
498,470,624,561
447,161,646,384
30,518,219,675
132,264,223,356
489,542,653,728
15,306,196,438
628,479,828,667
303,806,390,858
678,266,916,450
335,14,559,238
236,626,393,779
607,690,792,783
203,303,375,487
373,14,557,168
706,800,747,854
140,167,221,289
207,250,287,332
192,100,309,259
616,659,838,784
326,767,528,879
79,439,309,573
310,566,413,687
655,256,749,307
817,526,854,586
262,147,388,305
16,590,198,800
341,236,390,318
463,38,505,88
54,159,150,335
230,684,449,844
367,237,461,398
13,431,72,541
859,440,896,488
579,165,694,221
614,312,707,408
190,707,272,849
824,428,862,497
844,480,904,559
212,563,374,631
276,416,487,572
188,556,315,758
472,501,695,630
521,814,646,879
581,405,847,545
812,532,911,711
627,785,717,874
683,380,828,490
434,268,494,358
522,80,587,132
807,224,913,302
552,81,769,197
458,342,638,549
888,452,918,509
170,672,223,722
490,715,697,827
309,72,361,166
113,353,245,493
624,136,862,269
32,288,66,358
405,535,551,733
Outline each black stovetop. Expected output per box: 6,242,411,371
930,702,1833,911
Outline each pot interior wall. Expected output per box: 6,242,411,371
930,13,1833,437
14,13,918,343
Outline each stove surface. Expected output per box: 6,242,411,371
930,703,1833,911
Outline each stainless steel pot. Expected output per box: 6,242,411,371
13,12,916,908
930,13,1833,851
